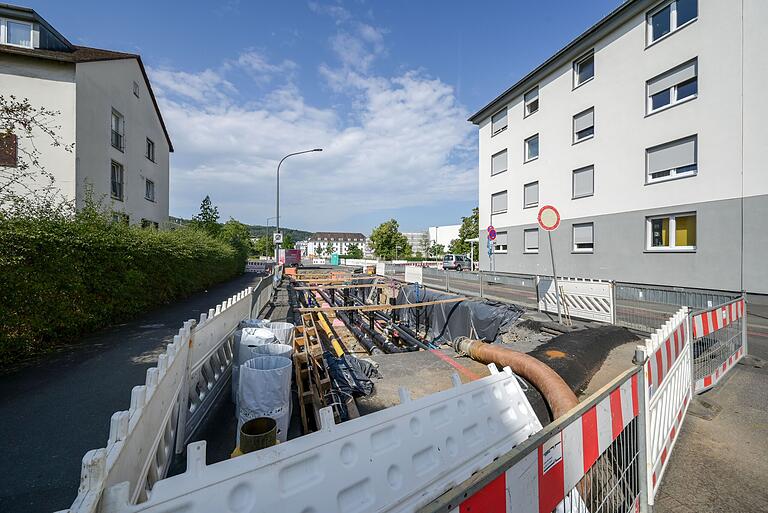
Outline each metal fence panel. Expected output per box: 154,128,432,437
418,366,647,513
614,282,739,333
691,297,747,393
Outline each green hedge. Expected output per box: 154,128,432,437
0,214,246,366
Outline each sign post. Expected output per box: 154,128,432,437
538,205,562,324
486,225,496,274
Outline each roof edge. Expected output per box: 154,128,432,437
468,0,652,124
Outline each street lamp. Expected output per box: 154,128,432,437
275,148,322,263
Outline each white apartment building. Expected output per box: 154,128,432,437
473,0,767,294
402,231,429,254
0,4,172,226
303,232,369,257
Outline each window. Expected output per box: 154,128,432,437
524,228,539,253
491,149,507,176
110,161,124,201
146,138,155,162
646,135,697,183
523,181,539,209
111,110,125,151
3,19,33,48
524,134,539,162
573,108,594,143
572,166,594,199
491,108,508,136
111,212,129,225
524,87,539,117
573,52,594,88
647,213,697,250
647,0,697,44
573,223,594,253
0,133,18,167
133,81,140,98
491,190,508,214
493,231,508,253
145,179,155,202
647,59,697,113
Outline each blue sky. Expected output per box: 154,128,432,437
30,0,620,233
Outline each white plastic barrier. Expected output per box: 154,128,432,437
105,365,541,513
404,265,424,284
638,307,691,504
538,276,615,323
237,356,293,443
376,261,386,276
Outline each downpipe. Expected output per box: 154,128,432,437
452,338,578,419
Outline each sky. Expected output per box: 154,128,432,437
29,0,620,233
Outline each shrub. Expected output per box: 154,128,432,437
0,210,247,366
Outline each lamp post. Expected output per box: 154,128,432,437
275,148,322,263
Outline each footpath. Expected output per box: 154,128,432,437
0,273,264,513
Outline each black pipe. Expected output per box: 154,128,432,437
346,295,425,351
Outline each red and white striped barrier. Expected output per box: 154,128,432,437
651,393,689,491
694,346,744,392
449,373,640,513
691,298,744,338
645,318,687,398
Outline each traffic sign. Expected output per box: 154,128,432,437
487,225,496,241
537,205,561,231
273,232,283,244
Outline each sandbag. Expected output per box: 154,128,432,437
237,356,292,443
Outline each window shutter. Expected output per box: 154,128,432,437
573,166,594,197
524,229,538,250
524,182,538,207
495,231,508,246
0,133,18,167
491,191,508,213
573,223,594,244
491,109,508,133
573,109,594,133
648,136,697,174
524,88,538,103
648,60,697,96
492,150,507,175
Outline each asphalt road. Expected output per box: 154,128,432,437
0,273,263,513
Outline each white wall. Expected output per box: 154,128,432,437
478,0,761,232
75,59,170,225
429,224,460,248
0,54,76,201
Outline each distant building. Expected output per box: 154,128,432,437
0,4,172,227
304,232,368,257
402,231,429,254
429,225,461,250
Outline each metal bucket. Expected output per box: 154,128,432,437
240,417,277,453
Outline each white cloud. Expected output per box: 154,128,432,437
151,19,476,232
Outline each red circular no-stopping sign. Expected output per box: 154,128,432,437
537,205,560,231
487,225,497,241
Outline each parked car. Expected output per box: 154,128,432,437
442,254,471,271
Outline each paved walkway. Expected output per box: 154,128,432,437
655,355,768,513
0,273,264,513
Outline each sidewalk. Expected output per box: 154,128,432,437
0,273,264,513
655,355,768,513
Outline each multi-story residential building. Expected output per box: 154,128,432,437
0,4,172,226
472,0,767,294
304,232,368,257
402,231,429,254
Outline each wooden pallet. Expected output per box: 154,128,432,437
292,315,332,434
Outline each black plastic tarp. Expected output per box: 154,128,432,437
397,284,524,344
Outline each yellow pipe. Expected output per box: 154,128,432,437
314,310,345,357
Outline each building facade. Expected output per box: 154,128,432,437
303,232,369,257
0,4,172,227
402,231,429,254
429,225,461,251
473,0,767,294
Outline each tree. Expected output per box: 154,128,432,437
325,242,335,255
370,219,412,260
419,232,431,256
191,195,220,237
1,95,74,216
428,241,445,258
252,235,274,257
218,218,252,263
282,233,295,249
449,207,479,260
346,244,363,259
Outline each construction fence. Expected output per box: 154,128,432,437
65,269,281,513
